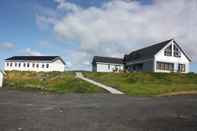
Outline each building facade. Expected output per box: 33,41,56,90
4,56,65,72
0,71,3,87
93,39,191,73
92,56,124,72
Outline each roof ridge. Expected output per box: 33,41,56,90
128,39,173,55
94,56,123,59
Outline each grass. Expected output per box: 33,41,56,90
84,72,197,96
4,71,106,94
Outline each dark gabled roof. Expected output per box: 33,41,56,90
124,39,173,62
5,56,66,64
92,56,123,64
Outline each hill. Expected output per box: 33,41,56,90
84,72,197,96
4,71,106,94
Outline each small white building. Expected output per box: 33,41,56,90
4,56,65,72
93,39,192,73
92,56,124,72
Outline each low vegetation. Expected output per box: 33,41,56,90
4,71,106,93
84,72,197,96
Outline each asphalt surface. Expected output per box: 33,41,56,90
0,88,197,131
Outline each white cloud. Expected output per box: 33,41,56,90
24,48,43,56
0,42,16,50
39,0,197,69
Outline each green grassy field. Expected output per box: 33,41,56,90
84,72,197,96
4,71,106,94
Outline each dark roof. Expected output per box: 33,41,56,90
92,56,123,64
5,56,66,64
124,39,173,62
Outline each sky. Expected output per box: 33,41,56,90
0,0,197,72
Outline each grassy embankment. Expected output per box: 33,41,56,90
84,72,197,96
4,71,106,93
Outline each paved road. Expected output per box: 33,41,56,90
0,88,197,131
76,72,124,94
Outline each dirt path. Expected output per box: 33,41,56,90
76,72,124,94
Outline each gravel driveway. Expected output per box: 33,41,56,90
0,88,197,131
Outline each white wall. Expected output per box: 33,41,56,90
154,41,190,73
96,62,124,72
4,59,65,72
0,72,3,87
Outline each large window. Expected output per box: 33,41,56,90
178,64,185,72
174,44,181,57
157,62,174,71
164,45,172,56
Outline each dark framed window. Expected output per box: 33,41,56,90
42,64,45,68
23,63,26,67
174,45,181,57
7,62,9,66
10,63,13,67
36,64,39,68
27,63,30,68
32,63,35,68
164,45,172,56
108,64,110,70
46,64,49,68
18,63,21,67
157,62,174,71
15,63,17,67
178,64,185,72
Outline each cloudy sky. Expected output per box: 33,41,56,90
0,0,197,72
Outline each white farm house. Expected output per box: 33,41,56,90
4,56,65,72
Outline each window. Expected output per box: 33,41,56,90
164,45,172,56
15,63,17,67
36,64,39,68
27,63,30,68
108,64,110,70
42,64,45,68
7,62,9,67
178,64,185,72
157,62,174,71
23,63,26,67
32,63,35,68
174,44,181,57
46,64,49,68
10,63,13,67
18,63,21,67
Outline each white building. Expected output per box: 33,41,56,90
0,71,4,87
92,56,124,72
4,56,65,72
93,39,192,73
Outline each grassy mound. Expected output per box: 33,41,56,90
4,71,106,93
84,72,197,96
